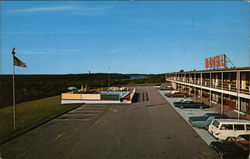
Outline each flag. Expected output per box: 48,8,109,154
13,55,27,68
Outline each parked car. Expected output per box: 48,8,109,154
173,99,211,109
209,141,249,159
155,83,162,88
209,135,250,159
189,113,228,129
233,134,250,145
208,119,250,140
159,85,173,90
165,91,187,97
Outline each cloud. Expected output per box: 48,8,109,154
19,49,82,55
12,5,79,13
10,5,114,16
2,31,95,35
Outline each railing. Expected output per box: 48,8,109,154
166,77,250,95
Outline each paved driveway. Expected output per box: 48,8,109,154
159,90,218,145
0,86,217,159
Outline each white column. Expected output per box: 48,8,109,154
236,71,240,119
201,72,203,102
210,72,212,106
221,72,224,114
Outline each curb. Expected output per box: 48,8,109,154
0,104,82,145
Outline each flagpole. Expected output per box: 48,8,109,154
12,48,16,131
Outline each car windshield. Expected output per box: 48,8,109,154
202,116,210,120
236,135,250,142
203,113,217,118
171,91,179,94
236,136,245,142
203,114,211,118
212,120,220,128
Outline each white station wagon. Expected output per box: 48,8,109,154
208,119,250,140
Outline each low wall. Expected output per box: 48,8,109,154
82,94,100,100
61,93,100,100
61,93,81,100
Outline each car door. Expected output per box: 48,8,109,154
182,101,189,107
188,101,195,108
246,124,250,134
218,124,234,140
234,124,246,137
203,116,214,127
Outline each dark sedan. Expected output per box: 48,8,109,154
209,135,250,159
236,135,250,145
173,100,211,109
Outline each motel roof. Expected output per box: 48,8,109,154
166,67,250,75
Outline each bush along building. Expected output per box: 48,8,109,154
165,55,250,118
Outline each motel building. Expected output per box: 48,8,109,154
165,55,250,118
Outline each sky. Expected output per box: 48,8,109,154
0,1,249,74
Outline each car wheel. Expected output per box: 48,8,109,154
180,106,184,109
204,125,209,130
226,137,236,142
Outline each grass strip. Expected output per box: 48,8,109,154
0,95,79,142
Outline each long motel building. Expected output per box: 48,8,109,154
165,67,250,118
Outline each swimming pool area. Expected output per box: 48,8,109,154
61,88,135,104
101,91,128,97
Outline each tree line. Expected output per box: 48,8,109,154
0,73,165,107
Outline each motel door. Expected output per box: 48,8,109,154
241,99,247,113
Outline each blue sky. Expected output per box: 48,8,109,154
0,1,249,74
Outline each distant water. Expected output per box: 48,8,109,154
129,76,147,80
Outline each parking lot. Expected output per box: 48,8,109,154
1,86,216,159
158,90,218,145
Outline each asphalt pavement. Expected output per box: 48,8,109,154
0,86,217,159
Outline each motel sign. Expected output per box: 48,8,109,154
205,54,227,69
